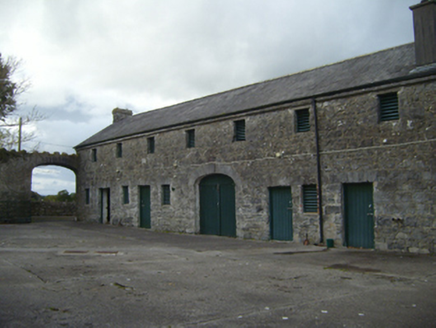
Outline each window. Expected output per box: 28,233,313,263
122,186,129,204
91,149,97,162
379,93,399,121
234,119,246,141
303,184,318,213
85,189,90,205
296,109,310,132
116,143,122,158
186,129,195,148
148,137,155,154
162,185,170,205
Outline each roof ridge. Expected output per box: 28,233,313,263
131,43,414,118
76,42,417,149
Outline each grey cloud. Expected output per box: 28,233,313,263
1,0,418,153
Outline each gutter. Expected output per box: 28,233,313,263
312,98,324,244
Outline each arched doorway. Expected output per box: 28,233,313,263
199,174,236,237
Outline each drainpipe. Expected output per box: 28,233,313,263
312,98,324,244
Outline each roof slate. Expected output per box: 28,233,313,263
76,43,417,148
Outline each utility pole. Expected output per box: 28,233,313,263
18,116,22,151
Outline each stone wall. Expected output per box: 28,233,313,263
31,201,77,217
77,100,320,242
316,81,436,253
76,78,436,253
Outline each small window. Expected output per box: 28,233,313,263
234,119,246,141
116,143,122,158
186,129,195,148
296,109,310,132
379,93,399,121
148,137,155,154
303,184,318,213
162,185,170,205
85,189,90,205
91,149,97,162
122,186,129,204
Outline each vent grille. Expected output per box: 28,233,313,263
234,120,246,141
379,93,399,121
296,109,310,132
303,185,318,213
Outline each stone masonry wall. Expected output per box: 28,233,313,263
76,78,436,253
317,80,436,253
77,99,321,242
31,201,77,217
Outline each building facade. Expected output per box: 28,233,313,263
75,1,436,253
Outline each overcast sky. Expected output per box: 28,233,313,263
0,0,417,195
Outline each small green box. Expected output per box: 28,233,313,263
327,239,334,248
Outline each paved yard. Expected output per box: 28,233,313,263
1,220,435,327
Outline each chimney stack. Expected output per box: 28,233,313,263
112,108,133,123
410,0,436,66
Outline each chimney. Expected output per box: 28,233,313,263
410,0,436,66
112,107,133,123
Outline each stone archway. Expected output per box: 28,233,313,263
0,149,78,222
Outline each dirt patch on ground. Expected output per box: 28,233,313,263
325,263,381,273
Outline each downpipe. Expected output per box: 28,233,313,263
312,98,324,244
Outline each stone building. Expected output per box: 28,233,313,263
75,1,436,253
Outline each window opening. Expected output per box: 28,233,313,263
296,109,310,132
92,149,97,162
148,137,155,154
303,184,318,213
234,120,246,141
122,186,129,204
85,189,90,204
116,143,122,158
379,93,399,121
162,185,170,205
186,129,195,148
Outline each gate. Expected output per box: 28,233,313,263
0,201,32,223
199,174,236,237
344,183,374,248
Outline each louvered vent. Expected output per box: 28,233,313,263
296,109,310,132
234,120,246,141
379,93,399,121
303,184,318,213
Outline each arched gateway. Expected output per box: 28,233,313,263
0,150,78,222
199,174,236,237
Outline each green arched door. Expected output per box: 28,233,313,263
200,174,236,237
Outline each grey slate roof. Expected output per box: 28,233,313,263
76,43,419,149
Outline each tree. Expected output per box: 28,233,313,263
0,53,44,150
44,190,76,202
0,54,24,120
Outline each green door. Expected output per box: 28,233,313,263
269,187,293,241
139,186,151,228
344,183,374,248
200,174,236,237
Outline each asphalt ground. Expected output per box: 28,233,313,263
0,219,435,327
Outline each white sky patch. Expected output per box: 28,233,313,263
32,166,76,196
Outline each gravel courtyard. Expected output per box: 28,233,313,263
1,220,435,327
